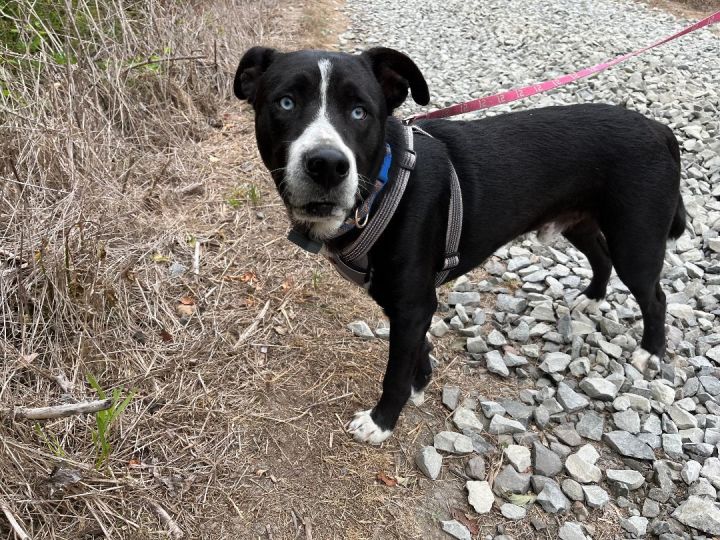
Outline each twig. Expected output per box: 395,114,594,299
124,55,206,72
149,501,184,539
175,182,205,197
192,240,201,275
3,398,112,420
0,501,31,540
237,300,270,346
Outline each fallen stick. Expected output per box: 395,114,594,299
149,501,184,539
237,300,271,346
2,398,113,420
0,501,31,540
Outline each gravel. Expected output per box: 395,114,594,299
341,0,720,535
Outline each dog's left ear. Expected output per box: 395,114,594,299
234,46,277,103
361,47,430,112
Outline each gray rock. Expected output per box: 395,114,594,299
415,446,442,480
558,522,587,540
505,444,531,472
466,480,494,514
642,498,660,518
582,485,609,508
701,457,720,488
485,350,510,377
448,291,481,306
555,424,582,447
557,383,590,412
442,385,461,411
466,336,489,354
347,320,374,339
453,407,484,433
576,410,604,441
465,455,486,480
613,409,641,433
493,465,531,495
603,431,655,460
565,445,601,483
537,480,571,513
681,460,701,485
500,503,526,520
496,293,527,314
561,478,585,501
606,469,645,490
621,516,648,537
667,404,698,429
440,520,471,540
533,441,563,477
672,496,720,535
480,401,505,418
649,380,676,405
579,377,618,400
489,415,525,434
539,352,572,373
434,431,474,454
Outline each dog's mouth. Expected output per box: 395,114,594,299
291,201,349,222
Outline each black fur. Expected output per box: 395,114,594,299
235,47,686,439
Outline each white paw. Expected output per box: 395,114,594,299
347,410,392,444
631,348,660,374
570,295,600,315
409,388,425,406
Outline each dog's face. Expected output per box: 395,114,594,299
234,48,429,239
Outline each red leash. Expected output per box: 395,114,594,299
405,10,720,123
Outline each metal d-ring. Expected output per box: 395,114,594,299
355,207,369,228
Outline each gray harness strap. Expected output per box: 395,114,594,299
325,125,462,288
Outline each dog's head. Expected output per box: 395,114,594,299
234,47,429,239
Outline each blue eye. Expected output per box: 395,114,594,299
279,96,295,111
351,106,367,120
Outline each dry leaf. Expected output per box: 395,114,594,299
159,329,173,342
281,277,293,291
240,271,257,284
450,508,479,535
128,458,142,467
179,296,195,305
152,253,169,263
375,471,397,487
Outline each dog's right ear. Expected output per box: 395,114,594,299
234,46,277,103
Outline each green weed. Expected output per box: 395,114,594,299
86,374,135,468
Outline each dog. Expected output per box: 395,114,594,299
233,46,686,444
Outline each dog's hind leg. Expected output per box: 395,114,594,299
562,218,613,301
602,219,669,358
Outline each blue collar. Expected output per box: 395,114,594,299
377,143,393,184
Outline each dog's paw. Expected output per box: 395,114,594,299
409,388,425,406
570,295,600,315
630,348,661,376
347,410,392,444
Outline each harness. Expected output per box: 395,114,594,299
288,124,463,288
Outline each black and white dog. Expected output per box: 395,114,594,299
234,46,685,444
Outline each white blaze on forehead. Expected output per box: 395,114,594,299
284,58,359,240
318,58,332,115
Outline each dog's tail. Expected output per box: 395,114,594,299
660,123,686,240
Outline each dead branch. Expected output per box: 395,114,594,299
149,501,184,539
3,399,113,421
0,501,31,540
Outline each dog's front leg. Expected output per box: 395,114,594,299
348,293,436,444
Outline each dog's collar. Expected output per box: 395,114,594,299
286,143,393,253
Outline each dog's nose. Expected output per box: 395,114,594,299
304,147,350,188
